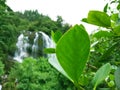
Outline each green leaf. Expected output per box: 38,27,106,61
92,63,111,90
51,30,55,39
114,67,120,89
56,24,90,84
44,48,55,54
87,10,111,27
117,4,120,10
103,3,108,13
81,18,88,23
93,30,113,39
51,30,62,43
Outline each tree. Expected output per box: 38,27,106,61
0,0,20,74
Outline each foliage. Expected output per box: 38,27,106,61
0,61,4,89
15,10,71,35
84,0,120,89
3,57,75,90
91,63,111,90
0,0,20,74
114,67,120,89
0,60,4,76
44,0,120,90
1,0,120,90
82,10,111,28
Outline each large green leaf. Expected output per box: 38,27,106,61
56,24,90,84
87,11,111,27
93,30,113,39
92,63,111,90
114,67,120,89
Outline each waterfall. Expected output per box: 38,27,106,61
14,34,30,62
14,31,54,62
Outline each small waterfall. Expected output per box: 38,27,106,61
14,31,54,62
14,34,30,62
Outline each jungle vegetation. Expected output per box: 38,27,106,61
1,0,120,90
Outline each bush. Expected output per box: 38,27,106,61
3,57,75,90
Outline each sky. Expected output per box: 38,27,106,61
6,0,107,33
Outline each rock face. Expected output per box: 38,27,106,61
14,31,54,62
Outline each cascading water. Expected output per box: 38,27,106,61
32,32,39,58
14,31,54,62
14,34,30,62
